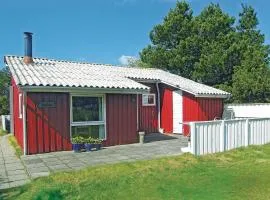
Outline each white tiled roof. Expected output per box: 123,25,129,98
5,55,231,97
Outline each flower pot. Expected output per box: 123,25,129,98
80,144,85,150
72,144,83,152
94,143,102,151
85,143,94,152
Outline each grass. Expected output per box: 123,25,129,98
0,129,8,136
8,135,22,158
1,144,270,200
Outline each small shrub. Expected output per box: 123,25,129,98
85,137,95,144
71,136,84,144
93,138,103,144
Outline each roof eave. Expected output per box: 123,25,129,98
195,94,231,99
160,81,230,99
158,81,195,95
20,85,150,94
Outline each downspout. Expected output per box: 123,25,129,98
22,91,27,155
156,82,161,132
9,86,14,135
136,94,139,131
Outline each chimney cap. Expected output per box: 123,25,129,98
24,32,33,36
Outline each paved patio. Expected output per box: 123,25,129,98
0,135,30,190
0,133,188,190
21,134,188,178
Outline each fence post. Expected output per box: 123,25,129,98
244,119,249,146
190,122,196,155
220,120,225,152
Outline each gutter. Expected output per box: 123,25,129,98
22,91,27,155
155,82,161,132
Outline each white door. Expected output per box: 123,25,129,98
173,90,183,133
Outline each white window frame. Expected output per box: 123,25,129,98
142,93,156,106
70,94,107,140
18,93,22,119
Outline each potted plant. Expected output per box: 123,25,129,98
71,136,84,152
93,138,103,150
84,137,95,152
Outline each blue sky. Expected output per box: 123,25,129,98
0,0,269,67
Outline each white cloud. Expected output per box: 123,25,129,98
118,55,137,65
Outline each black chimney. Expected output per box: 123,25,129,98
23,32,33,64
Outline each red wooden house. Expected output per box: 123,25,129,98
5,33,230,155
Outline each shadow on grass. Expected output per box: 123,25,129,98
0,187,64,200
0,187,26,200
33,188,63,200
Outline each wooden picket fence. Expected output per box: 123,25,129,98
183,118,270,155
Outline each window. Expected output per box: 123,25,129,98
142,94,156,106
18,93,22,118
71,95,106,139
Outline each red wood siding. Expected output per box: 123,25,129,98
105,94,137,146
12,79,24,149
138,83,158,134
160,84,173,133
26,93,71,154
183,92,223,136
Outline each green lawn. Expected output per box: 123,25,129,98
2,144,270,200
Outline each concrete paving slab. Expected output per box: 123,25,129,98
30,172,50,179
23,162,47,169
38,154,57,159
42,157,60,163
27,166,50,174
7,170,27,176
9,179,31,188
0,183,10,190
23,158,43,165
44,160,64,166
5,164,25,171
8,174,29,182
48,164,70,172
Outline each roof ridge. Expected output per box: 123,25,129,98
4,55,161,71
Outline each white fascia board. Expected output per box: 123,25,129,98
160,81,230,99
194,94,231,99
130,78,161,83
160,81,197,96
21,86,150,94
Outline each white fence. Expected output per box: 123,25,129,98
224,103,270,118
0,115,10,131
186,118,270,155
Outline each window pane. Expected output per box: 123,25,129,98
142,95,149,105
148,95,154,104
142,94,155,106
72,97,103,122
72,125,105,139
